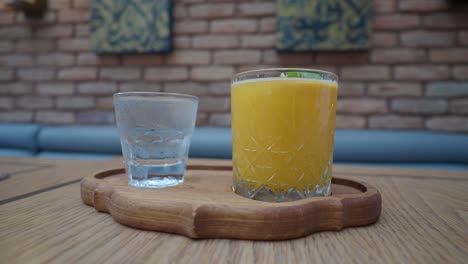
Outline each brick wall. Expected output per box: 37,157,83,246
0,0,467,132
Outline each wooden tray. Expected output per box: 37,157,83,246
81,165,381,240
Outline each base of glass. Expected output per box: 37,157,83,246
232,179,331,202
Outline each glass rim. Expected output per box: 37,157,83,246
231,68,338,83
113,91,198,102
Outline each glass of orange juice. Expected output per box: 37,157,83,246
231,68,338,202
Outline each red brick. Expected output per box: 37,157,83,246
163,82,208,95
430,49,468,63
263,50,314,65
337,99,388,114
426,82,468,97
35,25,72,38
238,2,275,16
199,96,230,111
371,49,426,63
336,115,366,129
426,117,468,132
209,113,231,127
56,96,95,109
399,0,449,12
450,98,468,114
0,26,32,39
193,35,239,48
214,50,261,64
37,53,74,66
121,55,163,66
174,4,187,18
241,35,275,48
400,31,456,47
0,97,14,109
174,36,191,48
340,66,391,81
260,17,275,33
189,3,235,18
395,65,450,80
96,97,114,109
75,24,89,37
338,82,365,97
76,111,114,124
119,82,161,92
58,38,90,51
73,0,89,8
18,68,55,81
174,21,208,34
17,96,54,109
0,83,33,94
374,14,420,30
145,67,189,81
317,52,368,65
58,68,97,81
0,41,13,52
369,115,424,129
49,0,71,9
100,68,141,81
0,69,13,80
179,0,203,2
78,82,117,94
36,111,75,124
196,112,209,126
37,83,74,95
207,82,230,95
459,31,468,45
0,11,15,24
423,13,468,29
391,98,447,114
375,0,396,13
166,50,211,65
191,66,235,81
77,53,119,66
0,54,33,66
372,32,398,47
16,40,55,52
368,82,422,97
58,9,89,22
211,19,257,33
453,66,468,80
0,111,33,122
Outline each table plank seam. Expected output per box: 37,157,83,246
0,178,81,206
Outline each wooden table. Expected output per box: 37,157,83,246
0,157,467,263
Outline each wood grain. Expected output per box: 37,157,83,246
81,167,381,240
0,158,467,263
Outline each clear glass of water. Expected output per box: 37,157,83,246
113,92,198,188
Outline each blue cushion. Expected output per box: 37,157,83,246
334,130,468,163
38,151,118,160
189,128,232,159
0,123,40,152
0,148,35,157
38,126,122,154
335,162,468,171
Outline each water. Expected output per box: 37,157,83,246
121,127,191,188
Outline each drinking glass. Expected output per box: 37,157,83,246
114,92,198,188
231,69,338,202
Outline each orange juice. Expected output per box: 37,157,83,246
231,73,338,202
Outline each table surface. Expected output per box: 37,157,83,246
0,157,467,263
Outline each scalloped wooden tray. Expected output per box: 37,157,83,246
81,165,381,240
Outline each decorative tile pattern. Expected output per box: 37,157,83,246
276,0,372,51
90,0,172,54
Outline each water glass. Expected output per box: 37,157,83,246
113,92,198,188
